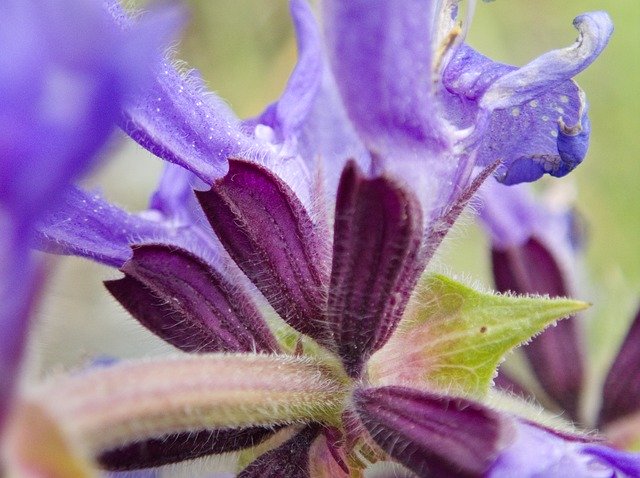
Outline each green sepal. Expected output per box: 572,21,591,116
369,274,588,397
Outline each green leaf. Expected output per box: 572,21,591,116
368,274,588,397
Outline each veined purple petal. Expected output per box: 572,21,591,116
0,0,180,224
492,237,584,422
444,46,594,184
255,0,322,141
489,421,640,477
479,12,613,112
99,426,278,471
238,425,321,478
35,187,178,267
354,386,513,477
196,159,330,343
107,1,263,184
105,244,278,354
598,305,640,428
322,0,449,153
328,161,423,377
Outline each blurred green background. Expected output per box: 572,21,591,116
29,1,640,403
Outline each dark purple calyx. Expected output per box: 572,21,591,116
493,370,532,400
492,237,584,422
327,161,423,378
99,426,279,471
105,244,278,354
196,159,329,343
238,424,321,478
598,305,640,427
353,386,513,478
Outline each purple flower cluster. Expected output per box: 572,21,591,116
2,0,637,477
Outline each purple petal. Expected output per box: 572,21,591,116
255,0,322,141
487,84,590,185
444,47,593,185
581,444,640,477
35,187,177,267
479,12,613,112
490,421,640,477
106,2,264,183
322,0,449,153
0,223,42,433
148,163,203,224
105,244,278,354
238,425,320,478
598,305,640,428
354,386,513,477
328,161,423,377
196,159,329,343
99,426,278,471
294,71,371,196
0,0,180,224
492,237,584,422
478,182,545,250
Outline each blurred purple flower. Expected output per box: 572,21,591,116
489,421,640,477
480,181,640,448
0,0,181,432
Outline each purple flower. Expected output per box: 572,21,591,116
3,1,627,477
0,0,181,432
489,421,640,477
480,181,640,449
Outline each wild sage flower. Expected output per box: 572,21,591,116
480,181,640,451
2,0,631,477
0,0,180,433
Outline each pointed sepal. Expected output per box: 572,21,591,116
105,244,278,354
196,159,329,343
353,386,514,477
369,274,588,397
328,161,423,378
